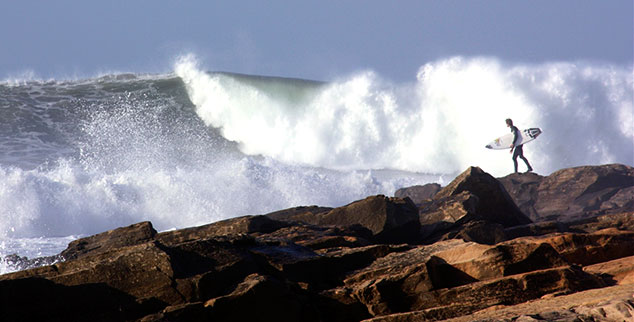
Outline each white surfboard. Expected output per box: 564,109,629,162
485,128,542,150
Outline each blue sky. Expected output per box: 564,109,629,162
1,1,632,81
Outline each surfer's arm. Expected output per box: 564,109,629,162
511,127,519,147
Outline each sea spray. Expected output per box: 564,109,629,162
176,55,633,176
1,55,631,273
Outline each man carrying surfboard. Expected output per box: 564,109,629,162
506,118,533,173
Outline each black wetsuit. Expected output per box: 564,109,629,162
511,125,533,173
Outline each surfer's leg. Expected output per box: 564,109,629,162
517,146,533,172
521,156,533,172
512,149,519,173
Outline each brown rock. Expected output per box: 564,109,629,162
395,183,441,205
430,238,569,281
277,195,421,244
265,205,333,222
418,191,479,236
155,215,288,246
204,274,318,322
431,220,507,245
584,255,634,285
333,237,575,317
139,302,208,322
538,229,634,266
61,221,157,260
361,265,605,321
260,224,372,250
500,164,634,222
435,283,634,322
434,166,532,227
3,241,183,305
567,211,634,233
0,277,158,322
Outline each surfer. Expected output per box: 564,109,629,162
506,118,533,173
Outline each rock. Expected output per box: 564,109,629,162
204,274,318,322
3,241,183,305
415,167,531,244
0,277,158,322
275,195,421,244
573,297,634,321
361,265,605,321
140,302,208,322
434,166,532,227
499,164,634,222
567,211,634,233
418,191,479,240
430,238,569,281
156,215,289,246
2,164,632,322
537,229,634,266
61,221,157,260
395,183,441,205
331,236,580,317
260,223,373,250
428,219,507,246
584,255,634,285
504,220,569,239
497,172,544,221
265,205,333,222
432,283,634,322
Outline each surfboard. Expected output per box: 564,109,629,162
485,128,542,150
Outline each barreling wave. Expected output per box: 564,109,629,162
0,72,428,242
176,55,633,176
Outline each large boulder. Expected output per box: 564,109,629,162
433,167,532,227
271,195,420,244
417,191,507,244
61,221,157,260
497,172,544,221
499,164,634,222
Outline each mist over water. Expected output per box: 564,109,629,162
1,55,632,273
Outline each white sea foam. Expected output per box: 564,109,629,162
176,55,633,176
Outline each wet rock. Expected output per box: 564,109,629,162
61,221,157,260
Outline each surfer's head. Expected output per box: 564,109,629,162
506,118,513,127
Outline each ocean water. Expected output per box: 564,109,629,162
1,55,632,273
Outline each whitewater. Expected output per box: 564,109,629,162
1,56,632,273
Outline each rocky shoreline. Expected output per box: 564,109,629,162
1,164,633,321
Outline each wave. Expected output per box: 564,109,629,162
0,55,632,268
177,55,633,176
0,72,432,240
